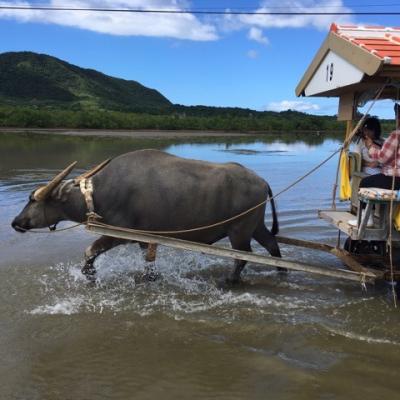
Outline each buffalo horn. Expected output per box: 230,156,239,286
33,161,77,201
73,159,111,184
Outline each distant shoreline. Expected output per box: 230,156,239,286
0,128,332,139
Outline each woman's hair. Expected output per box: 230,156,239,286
363,117,381,139
394,103,400,118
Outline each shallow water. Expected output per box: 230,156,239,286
1,132,400,400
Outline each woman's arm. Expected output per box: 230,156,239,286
363,160,379,168
367,132,398,164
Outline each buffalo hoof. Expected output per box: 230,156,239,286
142,271,159,282
81,265,97,283
218,276,244,289
276,267,288,274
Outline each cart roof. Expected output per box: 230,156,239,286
296,23,400,99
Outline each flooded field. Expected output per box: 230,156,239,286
1,131,400,399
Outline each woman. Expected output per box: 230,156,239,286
354,116,383,175
361,105,400,190
349,105,400,227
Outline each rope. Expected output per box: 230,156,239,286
15,222,85,234
360,272,367,292
332,148,343,210
387,173,398,307
89,148,341,235
343,84,388,147
331,83,387,208
21,83,386,238
22,145,340,236
387,97,400,307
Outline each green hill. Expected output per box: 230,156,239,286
1,51,389,133
0,51,171,112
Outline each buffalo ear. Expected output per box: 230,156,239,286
34,161,77,201
52,181,73,203
74,159,111,184
60,184,74,203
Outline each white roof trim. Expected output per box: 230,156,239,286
304,51,364,97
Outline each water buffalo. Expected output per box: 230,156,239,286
12,149,281,283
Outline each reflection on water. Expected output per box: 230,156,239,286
0,130,340,173
1,131,400,400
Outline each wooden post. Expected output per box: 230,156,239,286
86,223,377,284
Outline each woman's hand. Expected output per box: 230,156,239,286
364,136,373,148
363,161,379,168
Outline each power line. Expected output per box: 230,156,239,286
1,6,400,15
10,0,400,10
171,2,400,11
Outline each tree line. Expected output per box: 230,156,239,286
0,105,395,133
0,105,343,131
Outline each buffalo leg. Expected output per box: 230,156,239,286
143,243,158,281
228,234,252,284
253,223,285,272
145,243,158,262
83,236,129,277
137,242,158,281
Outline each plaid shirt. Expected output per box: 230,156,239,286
369,130,400,176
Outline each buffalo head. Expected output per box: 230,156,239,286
11,162,77,232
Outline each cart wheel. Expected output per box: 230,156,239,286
344,237,385,256
343,237,353,252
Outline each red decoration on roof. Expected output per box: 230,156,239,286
330,23,400,65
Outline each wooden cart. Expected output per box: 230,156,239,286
296,23,400,282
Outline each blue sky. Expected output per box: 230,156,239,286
0,1,399,117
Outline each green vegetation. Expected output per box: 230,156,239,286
0,104,347,131
0,51,171,112
0,51,395,132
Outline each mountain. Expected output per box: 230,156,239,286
0,51,171,112
0,51,358,132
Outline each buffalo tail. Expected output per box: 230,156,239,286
267,185,279,235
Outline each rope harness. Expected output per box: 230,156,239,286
79,178,102,222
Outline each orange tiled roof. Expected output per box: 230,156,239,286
331,23,400,65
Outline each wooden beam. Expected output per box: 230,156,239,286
86,223,377,284
276,235,384,278
330,247,383,277
276,236,333,252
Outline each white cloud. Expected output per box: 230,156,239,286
248,27,269,45
238,0,353,31
0,0,218,40
247,49,258,59
0,0,357,43
266,100,320,112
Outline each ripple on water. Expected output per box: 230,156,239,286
322,325,400,346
